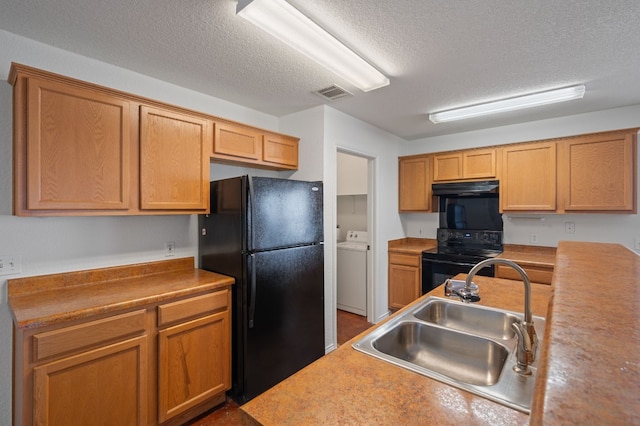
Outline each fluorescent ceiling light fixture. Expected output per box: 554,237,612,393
429,85,586,124
236,0,389,92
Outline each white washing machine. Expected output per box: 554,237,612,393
337,230,368,316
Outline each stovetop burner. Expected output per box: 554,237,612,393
423,229,504,262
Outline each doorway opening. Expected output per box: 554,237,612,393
336,150,375,339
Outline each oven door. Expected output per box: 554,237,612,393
421,257,495,295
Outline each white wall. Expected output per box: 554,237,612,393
0,31,301,425
323,107,406,323
400,105,640,251
337,195,368,236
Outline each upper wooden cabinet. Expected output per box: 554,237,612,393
10,63,211,216
140,106,210,211
500,142,557,212
263,132,299,168
559,129,637,212
212,121,299,170
433,148,496,181
20,76,132,212
399,155,431,211
9,63,300,216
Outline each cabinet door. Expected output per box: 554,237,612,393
433,153,462,181
399,155,431,211
24,77,131,211
560,131,637,212
388,263,421,309
263,133,299,169
463,148,496,179
213,121,263,161
158,310,230,423
33,336,148,426
501,142,557,211
139,106,210,211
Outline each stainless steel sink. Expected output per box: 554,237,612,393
352,296,546,413
413,298,519,341
373,321,508,386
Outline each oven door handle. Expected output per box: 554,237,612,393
422,257,478,268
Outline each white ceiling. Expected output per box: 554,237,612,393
2,0,640,140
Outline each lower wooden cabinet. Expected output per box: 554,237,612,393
33,335,149,425
157,291,231,424
388,252,422,309
12,289,231,426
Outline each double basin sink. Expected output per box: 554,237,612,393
352,296,545,413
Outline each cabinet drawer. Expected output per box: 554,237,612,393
495,264,553,285
158,290,229,327
33,309,147,362
389,252,421,267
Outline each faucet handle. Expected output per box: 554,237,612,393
511,322,533,376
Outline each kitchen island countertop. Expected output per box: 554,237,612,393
241,276,551,425
242,241,640,425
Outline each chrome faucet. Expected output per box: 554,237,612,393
464,258,538,370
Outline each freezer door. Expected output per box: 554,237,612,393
248,177,323,251
244,244,324,401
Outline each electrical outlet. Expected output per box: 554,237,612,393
530,233,538,243
0,254,22,276
165,241,175,257
565,222,575,234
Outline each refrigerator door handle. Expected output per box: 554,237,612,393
248,175,255,251
248,253,257,329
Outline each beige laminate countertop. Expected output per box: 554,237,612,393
241,276,552,425
530,241,640,425
499,245,556,269
388,237,556,269
8,257,235,329
242,241,640,425
388,237,437,254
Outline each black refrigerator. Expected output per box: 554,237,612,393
199,175,325,403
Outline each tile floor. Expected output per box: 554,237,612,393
186,310,372,425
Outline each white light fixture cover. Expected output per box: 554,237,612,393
237,0,389,92
429,85,586,124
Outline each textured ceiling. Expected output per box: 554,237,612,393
1,0,640,140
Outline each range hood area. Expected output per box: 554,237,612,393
431,180,500,196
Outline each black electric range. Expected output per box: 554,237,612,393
421,229,503,294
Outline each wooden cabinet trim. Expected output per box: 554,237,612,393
33,309,147,361
158,289,229,327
